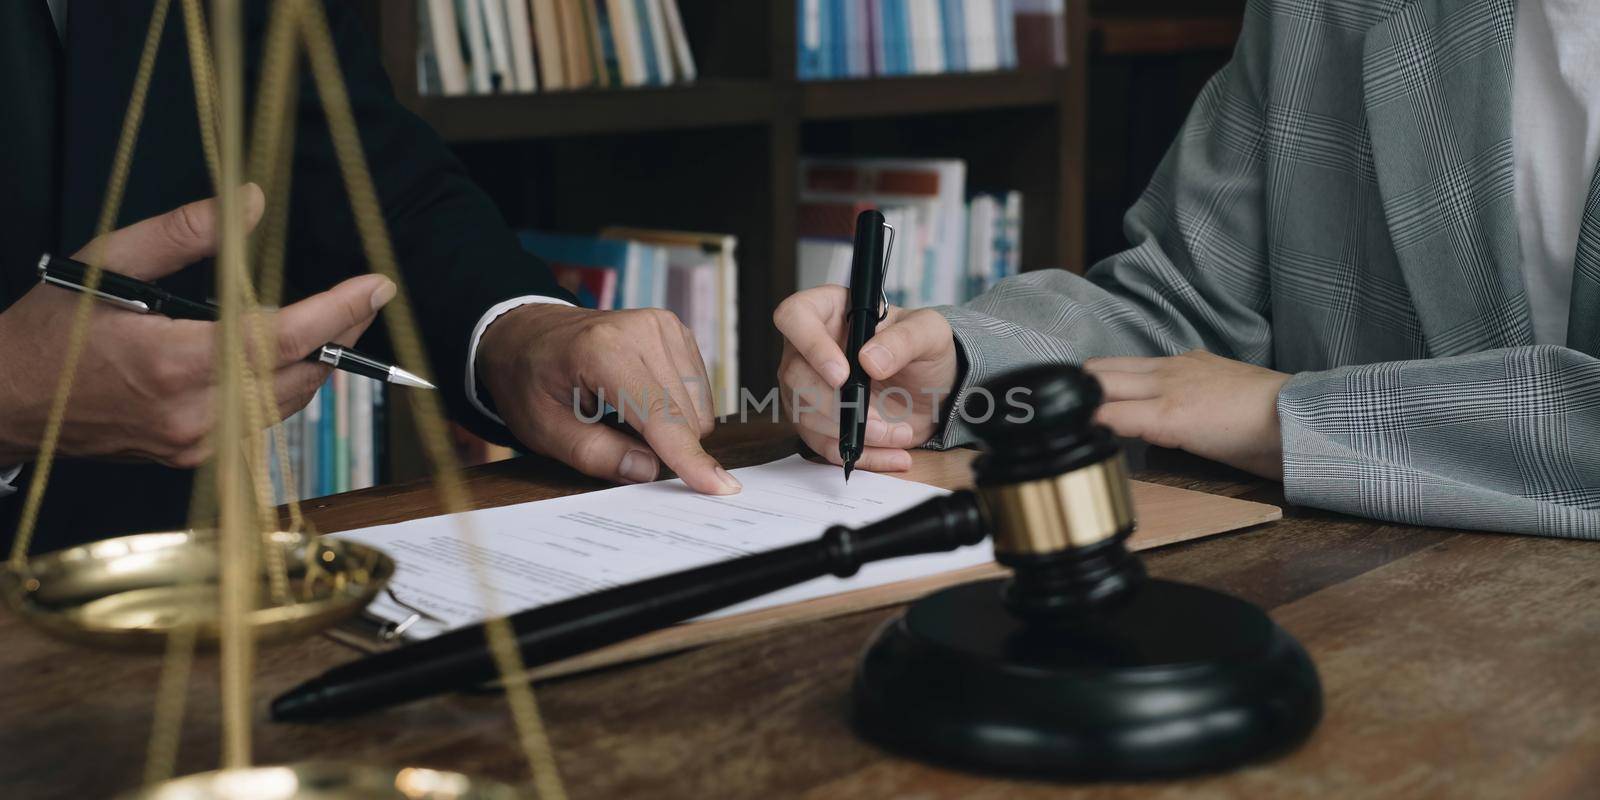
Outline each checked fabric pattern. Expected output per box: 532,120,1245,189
929,0,1600,538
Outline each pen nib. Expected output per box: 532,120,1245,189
843,463,854,483
388,365,436,390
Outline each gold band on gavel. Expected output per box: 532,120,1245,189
978,454,1136,555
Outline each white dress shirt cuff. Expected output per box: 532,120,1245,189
466,295,576,426
0,464,21,497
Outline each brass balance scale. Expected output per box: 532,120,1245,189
2,1,564,797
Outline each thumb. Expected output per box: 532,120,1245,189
72,183,266,281
857,308,953,382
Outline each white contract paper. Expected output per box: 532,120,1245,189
334,455,994,641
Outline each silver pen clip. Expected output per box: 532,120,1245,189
878,222,895,321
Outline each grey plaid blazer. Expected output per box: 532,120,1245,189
932,0,1600,538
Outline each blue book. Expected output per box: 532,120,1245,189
318,377,334,497
519,231,655,308
632,0,661,84
592,0,621,85
885,0,912,76
995,0,1017,68
940,0,966,73
827,0,849,78
797,0,823,78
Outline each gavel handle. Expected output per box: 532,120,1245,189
272,490,987,721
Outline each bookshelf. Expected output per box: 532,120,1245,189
356,0,1091,403
343,0,1250,483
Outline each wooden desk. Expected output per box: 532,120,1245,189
4,422,1599,799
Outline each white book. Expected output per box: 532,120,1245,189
352,377,374,491
478,0,518,92
301,389,321,501
418,0,462,96
503,0,540,91
605,0,649,87
659,0,696,82
530,0,567,90
458,0,494,93
641,0,675,84
964,0,999,72
966,194,996,298
908,0,945,75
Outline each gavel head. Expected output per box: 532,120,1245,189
964,364,1143,620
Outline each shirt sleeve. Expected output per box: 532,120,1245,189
466,296,577,426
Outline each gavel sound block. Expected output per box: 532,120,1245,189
852,365,1322,778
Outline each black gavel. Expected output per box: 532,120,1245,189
274,365,1320,779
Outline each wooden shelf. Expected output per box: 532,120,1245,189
412,80,777,142
1091,15,1242,56
798,70,1065,121
409,70,1068,143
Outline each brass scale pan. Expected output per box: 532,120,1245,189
1,532,526,798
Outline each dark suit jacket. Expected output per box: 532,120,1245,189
0,0,570,551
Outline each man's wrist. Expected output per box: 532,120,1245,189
466,296,576,426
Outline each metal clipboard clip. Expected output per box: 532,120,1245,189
374,587,447,642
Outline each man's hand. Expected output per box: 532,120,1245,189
1083,350,1292,480
773,285,959,472
0,186,396,468
476,303,741,494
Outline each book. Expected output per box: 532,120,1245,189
939,0,968,73
517,230,662,309
1013,0,1067,68
908,0,946,75
641,0,675,84
504,0,541,92
550,262,619,309
590,0,622,86
420,0,695,94
334,372,351,495
420,0,470,95
798,0,825,79
556,0,594,89
477,0,517,91
964,0,999,71
604,0,648,86
531,0,567,90
458,0,494,93
352,376,374,491
659,0,696,82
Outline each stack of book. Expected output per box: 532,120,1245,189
269,375,387,503
797,157,1021,308
418,0,697,95
516,227,741,415
796,0,1068,80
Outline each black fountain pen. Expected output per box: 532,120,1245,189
38,253,434,389
839,210,892,482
